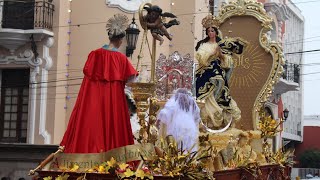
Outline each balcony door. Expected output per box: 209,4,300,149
0,69,30,143
2,0,35,29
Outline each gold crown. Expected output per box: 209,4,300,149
201,15,221,29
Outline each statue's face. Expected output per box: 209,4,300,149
150,11,160,21
207,27,216,39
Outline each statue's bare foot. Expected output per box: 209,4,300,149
160,39,164,45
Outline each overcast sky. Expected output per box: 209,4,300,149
292,0,320,115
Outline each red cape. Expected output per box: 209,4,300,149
60,48,138,153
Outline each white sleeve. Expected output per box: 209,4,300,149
157,98,176,125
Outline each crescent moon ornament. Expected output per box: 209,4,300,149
139,3,152,30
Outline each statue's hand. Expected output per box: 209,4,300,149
217,47,224,59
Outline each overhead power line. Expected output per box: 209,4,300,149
39,0,320,29
285,49,320,55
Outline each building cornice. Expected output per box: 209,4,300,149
106,0,151,13
264,2,290,21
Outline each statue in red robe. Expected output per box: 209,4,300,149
60,14,138,153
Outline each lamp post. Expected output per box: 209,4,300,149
283,108,289,121
209,0,214,11
126,16,140,57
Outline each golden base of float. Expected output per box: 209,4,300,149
35,165,291,180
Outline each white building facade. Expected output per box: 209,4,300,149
280,0,304,144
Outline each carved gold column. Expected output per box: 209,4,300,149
132,2,161,144
128,82,156,143
148,97,160,144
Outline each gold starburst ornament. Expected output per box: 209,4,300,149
106,14,129,38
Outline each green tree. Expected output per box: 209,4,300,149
299,149,320,168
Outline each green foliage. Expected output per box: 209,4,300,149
299,149,320,168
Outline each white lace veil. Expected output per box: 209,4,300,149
173,88,197,113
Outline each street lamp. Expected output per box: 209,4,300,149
283,108,289,121
125,16,140,57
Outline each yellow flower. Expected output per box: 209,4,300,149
98,165,105,173
153,167,161,172
124,168,135,178
55,174,70,180
58,166,68,171
267,132,274,136
43,176,52,180
69,164,79,172
177,155,186,160
107,157,117,167
86,168,95,173
136,169,146,179
118,163,129,171
258,124,262,129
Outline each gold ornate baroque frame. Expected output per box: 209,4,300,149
215,0,284,130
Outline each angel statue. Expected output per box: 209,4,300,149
195,15,246,132
142,5,180,45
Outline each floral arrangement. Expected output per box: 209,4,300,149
258,110,283,138
271,148,295,168
43,173,69,180
145,136,213,180
257,109,283,162
42,136,213,180
87,157,153,179
43,157,153,180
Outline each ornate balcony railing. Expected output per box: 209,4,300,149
282,61,300,84
1,0,54,30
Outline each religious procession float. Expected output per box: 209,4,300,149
29,0,293,179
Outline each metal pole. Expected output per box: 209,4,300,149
151,37,156,83
42,0,45,28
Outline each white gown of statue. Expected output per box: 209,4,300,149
157,94,200,152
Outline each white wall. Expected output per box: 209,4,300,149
282,0,304,140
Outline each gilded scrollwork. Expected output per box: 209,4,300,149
218,0,273,30
255,29,284,122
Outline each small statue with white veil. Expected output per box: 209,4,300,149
156,88,200,152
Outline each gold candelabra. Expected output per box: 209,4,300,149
127,2,161,144
128,82,156,143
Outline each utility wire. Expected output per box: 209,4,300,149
301,71,320,75
304,78,320,81
284,35,320,44
285,49,320,55
2,67,320,90
2,47,320,88
41,0,320,29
